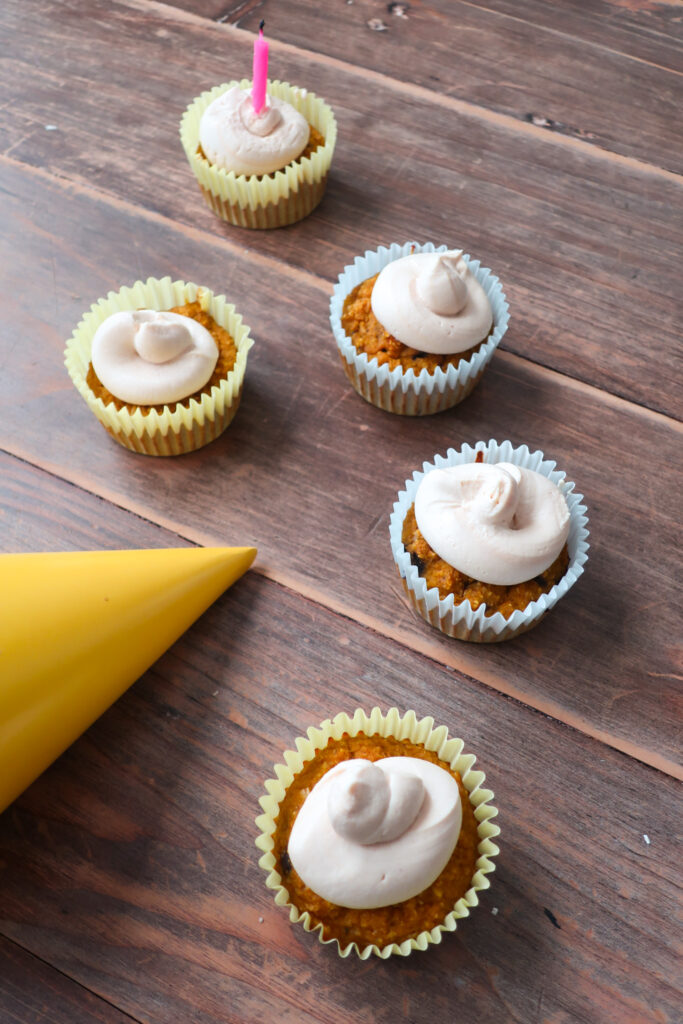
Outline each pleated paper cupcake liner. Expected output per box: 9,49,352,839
64,277,253,456
255,706,500,959
390,440,590,642
180,80,337,229
329,242,509,415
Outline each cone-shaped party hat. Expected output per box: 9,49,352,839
0,545,256,813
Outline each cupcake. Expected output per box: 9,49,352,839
180,79,337,229
390,440,590,642
64,277,253,456
329,242,509,415
256,707,499,959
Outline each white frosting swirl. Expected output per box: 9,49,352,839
91,310,218,406
327,759,425,844
371,250,493,354
199,87,309,176
288,757,461,909
415,462,570,586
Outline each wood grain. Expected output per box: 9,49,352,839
468,0,683,69
0,453,680,1024
213,0,683,171
1,164,681,774
1,1,682,414
0,937,136,1024
1,3,681,1020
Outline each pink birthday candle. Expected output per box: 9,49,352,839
252,20,268,115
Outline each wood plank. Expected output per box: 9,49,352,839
167,0,683,124
210,0,683,171
0,453,680,1024
0,166,680,775
1,1,681,414
468,0,683,70
0,937,136,1024
0,453,194,555
134,0,683,70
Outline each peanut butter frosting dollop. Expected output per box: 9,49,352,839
199,86,310,176
91,310,218,406
415,462,570,586
371,250,493,354
288,757,462,909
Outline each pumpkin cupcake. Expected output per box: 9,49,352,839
256,707,499,959
330,242,509,415
180,79,336,229
390,440,590,642
64,277,253,456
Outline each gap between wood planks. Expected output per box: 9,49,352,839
0,933,144,1024
125,0,682,185
455,0,683,76
4,152,681,431
3,443,682,783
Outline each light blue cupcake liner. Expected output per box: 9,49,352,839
389,440,590,641
330,242,509,415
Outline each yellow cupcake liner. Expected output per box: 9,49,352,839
180,80,337,229
64,277,254,456
255,706,500,960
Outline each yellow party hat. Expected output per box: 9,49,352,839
0,545,256,812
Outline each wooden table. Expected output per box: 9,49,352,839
1,1,681,1021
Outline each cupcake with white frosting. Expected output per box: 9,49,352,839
65,277,253,455
256,707,499,959
390,440,590,642
180,79,337,229
330,242,509,415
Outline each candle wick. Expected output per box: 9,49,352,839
259,19,265,33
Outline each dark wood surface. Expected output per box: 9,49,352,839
215,0,683,170
1,2,681,1022
1,0,682,414
1,454,680,1024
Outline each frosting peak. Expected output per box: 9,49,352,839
468,463,521,525
133,312,193,364
327,760,425,845
199,87,309,176
371,249,493,355
239,98,283,137
91,310,218,406
416,251,469,316
415,462,570,586
288,756,461,909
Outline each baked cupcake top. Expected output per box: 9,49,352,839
199,86,310,176
371,250,493,354
415,462,570,585
91,309,218,406
288,755,462,909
